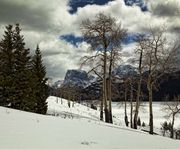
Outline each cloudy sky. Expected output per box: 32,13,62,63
0,0,179,81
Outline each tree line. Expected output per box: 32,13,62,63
0,24,48,114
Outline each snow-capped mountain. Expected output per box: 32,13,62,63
63,69,92,88
112,65,137,77
61,65,137,88
53,80,64,88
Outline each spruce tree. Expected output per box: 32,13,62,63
12,24,34,111
32,45,48,114
1,24,48,113
0,25,15,106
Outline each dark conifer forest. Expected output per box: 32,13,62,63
0,24,48,114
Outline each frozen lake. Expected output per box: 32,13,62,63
111,102,180,128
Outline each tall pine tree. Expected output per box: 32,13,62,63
1,24,48,113
12,24,35,111
0,25,15,106
32,45,48,114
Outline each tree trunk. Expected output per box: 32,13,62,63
103,51,109,123
130,79,133,128
133,78,141,129
108,54,113,124
148,81,153,135
100,97,103,121
108,78,113,123
124,82,129,127
68,95,71,108
134,48,143,129
170,114,175,138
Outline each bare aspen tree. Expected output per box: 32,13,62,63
130,78,134,128
124,78,129,126
138,28,180,134
80,52,104,120
60,84,81,108
107,48,122,123
107,50,114,123
133,35,146,129
163,95,180,138
124,77,134,128
81,13,126,123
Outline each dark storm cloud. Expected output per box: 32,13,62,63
152,2,180,17
42,51,70,57
43,59,67,80
171,26,180,34
0,0,53,31
171,26,180,41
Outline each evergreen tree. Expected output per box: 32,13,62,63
0,24,48,113
32,45,48,114
0,25,15,106
12,24,34,111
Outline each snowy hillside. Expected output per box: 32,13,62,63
0,96,180,149
47,96,122,125
47,96,180,130
47,96,100,121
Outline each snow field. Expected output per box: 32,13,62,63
0,96,180,149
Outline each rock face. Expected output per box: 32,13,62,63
113,65,137,77
62,65,137,88
53,80,64,89
63,69,90,88
55,66,180,101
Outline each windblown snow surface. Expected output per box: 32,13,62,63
0,96,180,149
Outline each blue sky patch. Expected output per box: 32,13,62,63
124,0,148,11
68,0,148,14
60,33,141,47
68,0,114,14
122,33,140,45
60,34,84,46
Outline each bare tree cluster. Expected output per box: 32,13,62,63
60,84,82,107
80,12,180,136
162,95,180,138
134,28,180,134
80,13,127,123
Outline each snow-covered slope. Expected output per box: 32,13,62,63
47,96,180,134
47,96,100,121
0,96,180,149
47,96,122,125
1,105,180,149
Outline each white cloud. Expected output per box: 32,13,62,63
0,0,179,81
38,37,90,81
148,0,180,37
